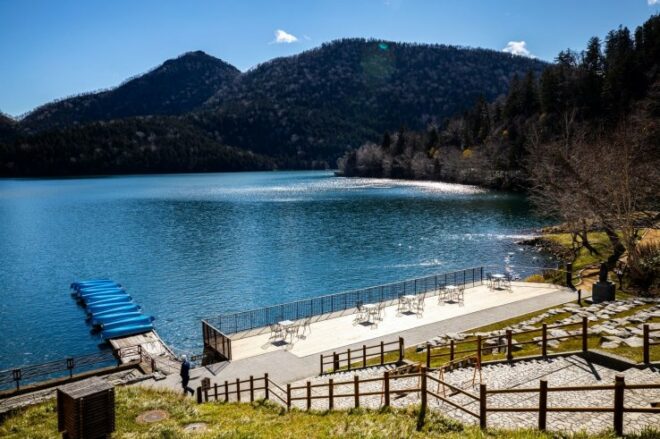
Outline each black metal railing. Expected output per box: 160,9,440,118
0,351,119,391
204,267,483,335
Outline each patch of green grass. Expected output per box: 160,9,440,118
1,386,656,438
544,232,614,272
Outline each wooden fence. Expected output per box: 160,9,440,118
426,318,589,368
425,319,659,368
197,368,660,435
320,337,404,374
481,375,660,435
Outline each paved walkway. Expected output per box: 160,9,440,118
141,282,577,393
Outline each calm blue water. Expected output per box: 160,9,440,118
0,171,551,369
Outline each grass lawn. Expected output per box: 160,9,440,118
1,386,658,438
544,231,614,272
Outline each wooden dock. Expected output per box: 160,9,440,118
109,331,180,375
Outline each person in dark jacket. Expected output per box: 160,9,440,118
180,355,194,396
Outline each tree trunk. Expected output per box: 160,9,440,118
603,226,626,268
578,230,600,256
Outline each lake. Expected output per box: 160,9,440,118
0,171,551,369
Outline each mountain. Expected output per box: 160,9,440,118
20,51,239,133
197,39,547,160
4,40,548,176
0,113,17,140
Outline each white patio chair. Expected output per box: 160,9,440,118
268,323,283,341
414,295,425,317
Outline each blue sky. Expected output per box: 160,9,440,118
1,0,658,117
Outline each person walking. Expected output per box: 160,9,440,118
180,355,194,396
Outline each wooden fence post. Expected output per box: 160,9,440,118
426,343,432,368
506,330,513,362
479,383,487,429
582,316,588,352
196,386,202,404
333,352,339,373
214,383,218,401
399,337,404,363
363,345,367,368
420,367,427,414
236,378,241,402
249,375,254,402
643,324,650,365
354,375,360,408
264,373,269,400
542,324,548,358
614,375,625,436
477,336,482,364
306,381,311,410
320,355,324,375
224,380,229,402
286,383,291,410
329,378,334,410
450,340,455,362
384,371,390,407
538,380,547,431
380,341,385,365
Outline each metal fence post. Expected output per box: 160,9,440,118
12,369,21,390
66,357,75,378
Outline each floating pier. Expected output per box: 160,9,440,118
71,278,154,339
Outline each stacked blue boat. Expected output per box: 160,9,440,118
71,279,155,340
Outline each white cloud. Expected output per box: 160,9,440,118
649,0,659,5
271,29,298,44
502,41,535,58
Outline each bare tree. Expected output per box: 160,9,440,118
526,115,659,273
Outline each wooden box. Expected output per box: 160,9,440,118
57,377,115,439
